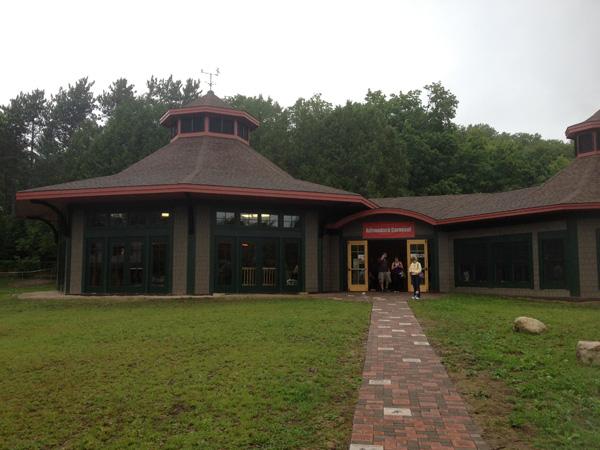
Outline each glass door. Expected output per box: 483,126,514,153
107,237,147,293
407,239,428,293
282,239,301,292
347,240,368,291
215,238,235,292
239,238,280,292
148,237,169,293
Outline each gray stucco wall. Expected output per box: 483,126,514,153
445,220,571,298
437,231,450,292
68,209,84,294
171,205,188,295
194,204,211,295
322,233,340,291
305,211,319,293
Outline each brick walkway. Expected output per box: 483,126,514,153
349,295,488,450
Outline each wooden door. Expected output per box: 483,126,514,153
347,240,369,291
407,239,429,293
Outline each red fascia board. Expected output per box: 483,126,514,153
16,184,375,208
327,208,438,228
327,203,600,229
436,202,600,224
565,121,600,138
159,106,260,127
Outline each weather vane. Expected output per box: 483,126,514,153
201,68,220,91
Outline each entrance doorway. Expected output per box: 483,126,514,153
346,238,429,292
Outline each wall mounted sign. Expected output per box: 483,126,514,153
362,222,415,239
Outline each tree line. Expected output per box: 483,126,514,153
0,77,573,270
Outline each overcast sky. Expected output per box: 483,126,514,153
1,0,598,140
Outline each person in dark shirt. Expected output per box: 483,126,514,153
377,252,390,291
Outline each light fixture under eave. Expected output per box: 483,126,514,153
161,212,170,218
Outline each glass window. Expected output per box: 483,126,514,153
222,118,234,134
110,241,126,288
192,114,204,132
181,116,193,133
129,212,147,227
261,240,278,287
109,212,127,227
238,123,249,140
150,240,167,288
87,240,104,289
454,235,531,287
539,234,566,289
260,213,278,228
284,241,300,288
129,241,144,287
578,133,594,154
87,213,108,228
241,241,257,286
456,240,488,284
216,211,236,225
209,116,222,133
171,124,178,138
283,215,300,229
492,240,530,285
240,213,259,226
216,241,233,287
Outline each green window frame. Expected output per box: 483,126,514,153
454,233,533,289
538,231,567,290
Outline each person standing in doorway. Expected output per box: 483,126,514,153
408,256,422,300
391,256,404,292
377,252,389,292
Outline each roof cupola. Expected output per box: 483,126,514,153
159,91,259,143
566,109,600,157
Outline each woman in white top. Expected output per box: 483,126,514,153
408,256,423,300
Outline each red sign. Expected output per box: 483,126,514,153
362,222,415,239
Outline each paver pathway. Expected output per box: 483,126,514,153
349,295,488,450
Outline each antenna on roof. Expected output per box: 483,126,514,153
201,68,220,91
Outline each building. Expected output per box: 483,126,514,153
15,92,600,299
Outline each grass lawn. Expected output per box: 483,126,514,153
0,283,371,450
411,294,600,450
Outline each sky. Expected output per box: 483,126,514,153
1,0,599,140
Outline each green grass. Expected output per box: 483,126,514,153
411,294,600,450
0,285,371,450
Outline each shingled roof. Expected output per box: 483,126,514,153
565,108,600,138
21,135,361,198
183,90,232,109
372,153,600,222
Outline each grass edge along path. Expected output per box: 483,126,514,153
0,291,371,450
411,294,600,450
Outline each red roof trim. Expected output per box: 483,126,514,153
160,106,259,127
565,120,600,138
327,203,600,229
437,202,600,224
16,183,376,208
327,208,438,228
169,130,249,144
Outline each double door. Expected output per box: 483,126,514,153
346,239,429,292
214,237,302,293
85,236,169,293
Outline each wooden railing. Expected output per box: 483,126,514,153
241,267,256,286
262,267,277,287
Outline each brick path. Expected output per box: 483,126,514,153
349,295,488,450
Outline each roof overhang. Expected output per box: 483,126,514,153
16,183,377,215
565,121,600,139
327,203,600,229
159,106,260,128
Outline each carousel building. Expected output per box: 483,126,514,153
15,92,600,299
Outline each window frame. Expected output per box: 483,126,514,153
538,230,568,290
454,233,533,289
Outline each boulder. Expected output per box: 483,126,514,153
513,316,547,334
576,341,600,366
